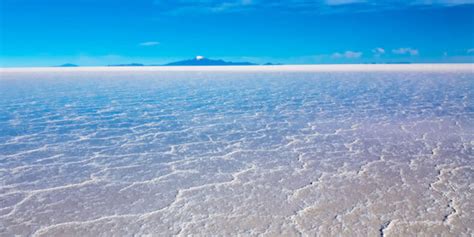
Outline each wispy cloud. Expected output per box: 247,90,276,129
467,48,474,54
411,0,474,6
392,48,419,56
332,51,363,58
139,41,160,47
372,47,385,56
152,0,474,14
324,0,367,6
153,0,255,14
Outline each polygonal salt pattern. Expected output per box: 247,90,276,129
0,68,472,236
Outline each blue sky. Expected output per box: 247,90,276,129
1,0,473,67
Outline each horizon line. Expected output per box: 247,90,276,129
2,62,474,69
1,63,473,73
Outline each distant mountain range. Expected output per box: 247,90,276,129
55,59,414,67
57,63,79,67
56,57,280,67
164,57,257,66
108,63,144,67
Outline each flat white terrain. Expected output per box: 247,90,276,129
1,63,473,73
0,64,472,236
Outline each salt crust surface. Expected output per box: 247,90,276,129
0,65,473,236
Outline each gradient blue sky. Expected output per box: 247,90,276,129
1,0,473,67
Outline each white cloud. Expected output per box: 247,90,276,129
411,0,474,6
332,51,363,58
392,48,419,56
153,0,256,14
325,0,367,6
139,41,160,47
152,0,474,14
372,47,385,56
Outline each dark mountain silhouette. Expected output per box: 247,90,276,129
56,58,281,67
263,62,282,65
108,63,144,67
165,57,257,66
365,62,412,64
57,63,78,67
